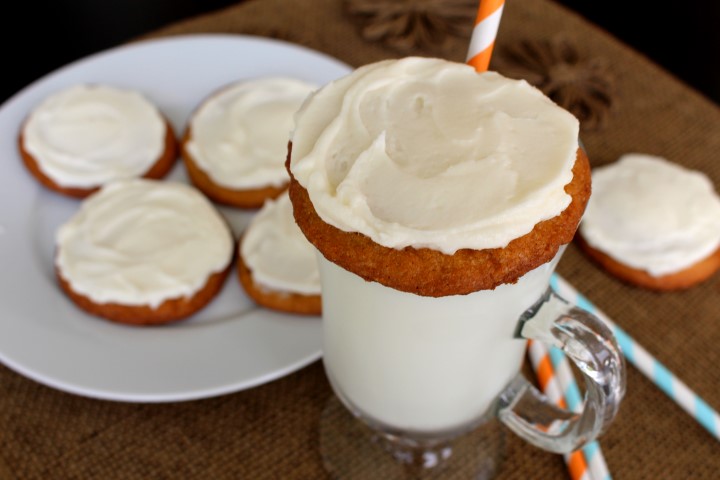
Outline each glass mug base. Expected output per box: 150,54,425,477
319,393,505,479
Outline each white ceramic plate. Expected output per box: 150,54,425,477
0,35,351,402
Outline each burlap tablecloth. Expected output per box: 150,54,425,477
1,0,718,478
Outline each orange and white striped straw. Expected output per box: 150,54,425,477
466,0,505,71
466,3,610,479
528,341,592,480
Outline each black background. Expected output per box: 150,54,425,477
1,0,718,104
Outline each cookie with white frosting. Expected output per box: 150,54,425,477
578,154,720,290
55,179,234,325
238,191,321,315
19,85,177,198
182,77,317,208
287,58,590,297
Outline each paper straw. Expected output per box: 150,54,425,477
528,340,610,480
546,345,612,480
529,339,613,480
466,0,505,71
551,274,720,442
465,3,607,478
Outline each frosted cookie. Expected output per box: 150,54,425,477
238,191,321,315
182,77,317,208
19,85,177,198
578,154,720,290
287,57,590,297
56,179,234,325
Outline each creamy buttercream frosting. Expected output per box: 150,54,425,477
23,85,166,188
580,154,720,277
56,179,234,308
241,192,320,295
186,77,317,190
290,57,579,254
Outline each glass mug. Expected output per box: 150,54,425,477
318,245,625,472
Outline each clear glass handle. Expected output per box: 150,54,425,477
496,287,626,453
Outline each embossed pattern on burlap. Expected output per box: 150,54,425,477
1,0,718,478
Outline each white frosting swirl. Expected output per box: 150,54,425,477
580,154,720,276
241,192,320,295
186,77,317,190
290,57,579,254
56,179,234,308
22,85,166,188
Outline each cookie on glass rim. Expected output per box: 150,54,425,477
285,58,591,297
238,191,321,315
55,179,234,326
578,154,720,291
19,84,177,199
288,147,591,296
182,77,317,208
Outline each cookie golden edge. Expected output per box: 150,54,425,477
577,235,720,291
18,117,178,199
56,264,232,326
181,128,286,209
237,236,321,316
287,144,592,297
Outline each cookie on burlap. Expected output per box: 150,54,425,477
578,153,720,291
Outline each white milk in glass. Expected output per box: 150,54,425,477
319,252,562,433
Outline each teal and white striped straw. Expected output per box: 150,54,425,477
551,274,720,441
545,343,611,480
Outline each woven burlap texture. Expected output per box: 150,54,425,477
1,0,719,478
